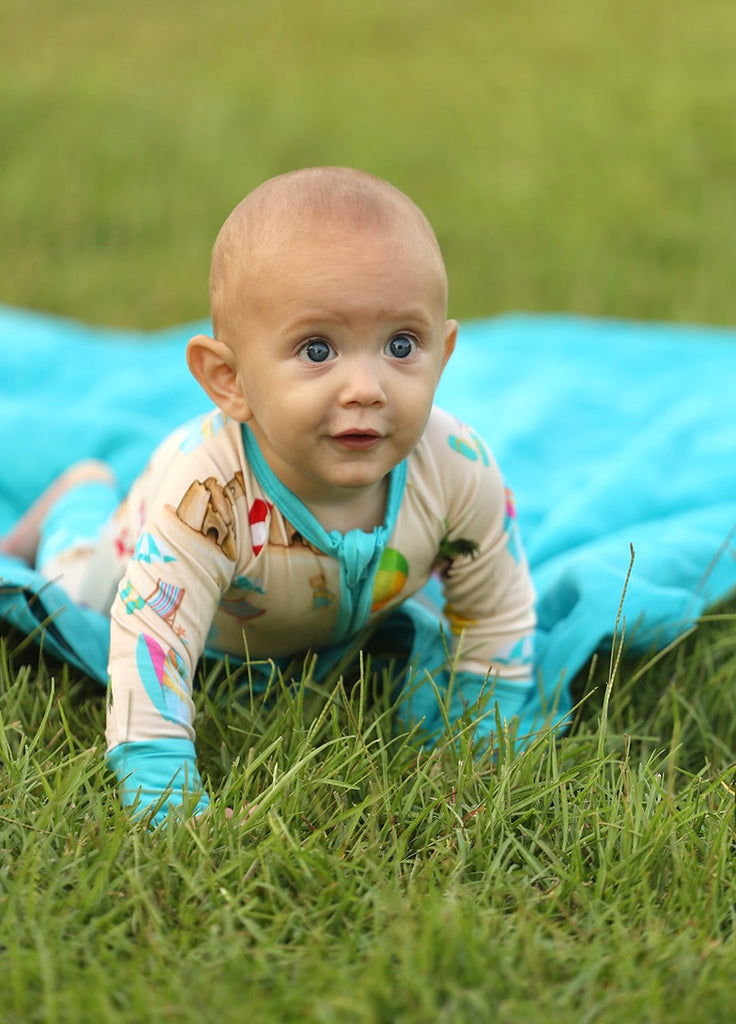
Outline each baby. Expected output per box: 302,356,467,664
3,167,537,824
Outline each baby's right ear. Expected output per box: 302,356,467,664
186,334,252,422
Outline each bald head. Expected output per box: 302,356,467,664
209,167,447,340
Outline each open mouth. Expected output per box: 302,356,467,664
333,431,381,450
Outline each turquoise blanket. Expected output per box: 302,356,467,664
1,305,734,721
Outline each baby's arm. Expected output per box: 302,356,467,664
105,417,241,825
435,419,538,746
105,538,218,825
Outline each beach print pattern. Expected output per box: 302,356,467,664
135,633,189,725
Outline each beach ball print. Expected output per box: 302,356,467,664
135,634,189,725
371,548,409,611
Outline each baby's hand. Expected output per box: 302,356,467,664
191,795,258,833
224,802,258,825
195,801,255,827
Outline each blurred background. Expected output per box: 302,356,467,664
3,0,736,328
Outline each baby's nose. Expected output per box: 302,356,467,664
340,357,387,405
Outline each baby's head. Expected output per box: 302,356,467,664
208,166,449,343
187,167,457,515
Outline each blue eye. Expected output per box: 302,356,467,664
301,338,334,363
386,333,417,359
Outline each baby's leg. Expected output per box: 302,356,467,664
33,463,122,606
2,460,121,609
0,461,116,566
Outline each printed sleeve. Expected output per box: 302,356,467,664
432,415,537,742
105,414,245,822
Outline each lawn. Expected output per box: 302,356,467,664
2,1,736,1021
4,0,736,328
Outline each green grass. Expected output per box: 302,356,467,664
2,1,736,1020
2,611,736,1023
3,0,736,326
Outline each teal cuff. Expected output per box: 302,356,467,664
448,671,538,746
396,669,540,751
107,738,210,827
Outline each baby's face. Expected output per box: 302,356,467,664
226,220,456,511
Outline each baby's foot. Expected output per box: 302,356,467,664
0,460,116,566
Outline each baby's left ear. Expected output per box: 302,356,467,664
186,334,252,421
441,319,458,372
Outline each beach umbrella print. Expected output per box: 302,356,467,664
135,633,189,725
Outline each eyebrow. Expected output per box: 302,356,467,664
280,307,437,334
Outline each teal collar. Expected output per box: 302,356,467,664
241,424,407,642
